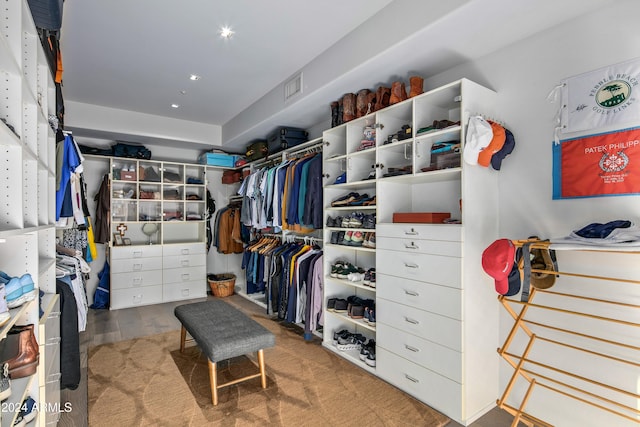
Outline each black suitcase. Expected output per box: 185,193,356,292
267,126,308,154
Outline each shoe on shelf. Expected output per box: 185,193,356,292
330,232,339,245
331,192,359,207
20,396,37,423
333,329,350,346
363,268,375,285
333,299,348,313
350,231,364,246
349,304,365,319
2,276,25,310
347,193,370,206
326,216,336,227
347,212,364,228
0,363,10,401
326,298,337,312
365,346,376,367
363,195,377,206
368,270,376,288
362,214,376,229
341,231,353,246
362,233,376,249
337,333,366,351
0,284,10,327
359,339,376,362
18,274,36,302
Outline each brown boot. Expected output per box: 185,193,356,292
2,328,39,379
409,76,424,98
330,101,339,127
366,92,377,115
337,96,344,126
342,93,357,123
356,89,371,118
374,86,391,111
389,81,408,104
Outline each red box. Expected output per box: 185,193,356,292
121,171,137,181
392,212,450,224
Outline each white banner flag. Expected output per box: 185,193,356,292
561,57,640,134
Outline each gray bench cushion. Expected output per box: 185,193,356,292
174,299,275,362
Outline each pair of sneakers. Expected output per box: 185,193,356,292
0,271,35,314
335,330,367,352
361,232,376,248
359,339,376,367
363,268,376,287
342,231,365,246
13,395,37,426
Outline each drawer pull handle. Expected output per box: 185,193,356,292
133,277,142,284
133,251,142,258
181,249,189,255
404,228,418,236
405,242,419,249
405,317,420,325
404,374,419,383
182,274,190,280
404,262,419,269
133,263,143,271
181,289,190,296
404,290,419,297
405,344,420,353
181,260,189,267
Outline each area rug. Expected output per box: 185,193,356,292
88,313,451,426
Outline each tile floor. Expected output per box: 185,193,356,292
57,295,517,427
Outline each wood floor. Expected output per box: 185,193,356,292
57,295,517,427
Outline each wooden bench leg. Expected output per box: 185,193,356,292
180,326,186,353
258,349,267,389
208,359,218,406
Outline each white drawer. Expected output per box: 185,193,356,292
377,223,462,241
377,298,462,352
377,347,462,420
111,245,163,259
376,273,461,319
110,285,163,309
162,253,206,269
44,373,62,425
377,323,462,383
163,280,207,302
163,242,206,256
110,256,163,274
38,294,60,344
45,338,61,379
376,249,461,288
163,266,206,284
376,236,461,257
111,270,164,290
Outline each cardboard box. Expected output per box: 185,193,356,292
198,153,239,167
120,171,137,181
392,212,450,224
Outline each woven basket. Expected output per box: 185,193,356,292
207,273,236,298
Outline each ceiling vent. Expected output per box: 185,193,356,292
284,72,303,102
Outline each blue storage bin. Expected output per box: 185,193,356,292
198,153,239,167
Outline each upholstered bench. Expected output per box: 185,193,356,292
174,299,276,405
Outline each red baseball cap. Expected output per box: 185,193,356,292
482,239,516,295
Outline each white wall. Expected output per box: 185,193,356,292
418,2,640,426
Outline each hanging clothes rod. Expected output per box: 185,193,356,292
285,141,324,159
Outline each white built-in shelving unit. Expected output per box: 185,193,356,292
0,0,60,424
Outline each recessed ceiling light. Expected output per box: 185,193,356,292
179,90,187,95
189,74,201,81
220,26,234,39
171,104,180,108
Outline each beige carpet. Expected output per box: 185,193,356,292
88,311,451,426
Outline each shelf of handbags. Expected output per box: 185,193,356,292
110,158,207,246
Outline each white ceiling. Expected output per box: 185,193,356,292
60,0,394,126
59,0,613,152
